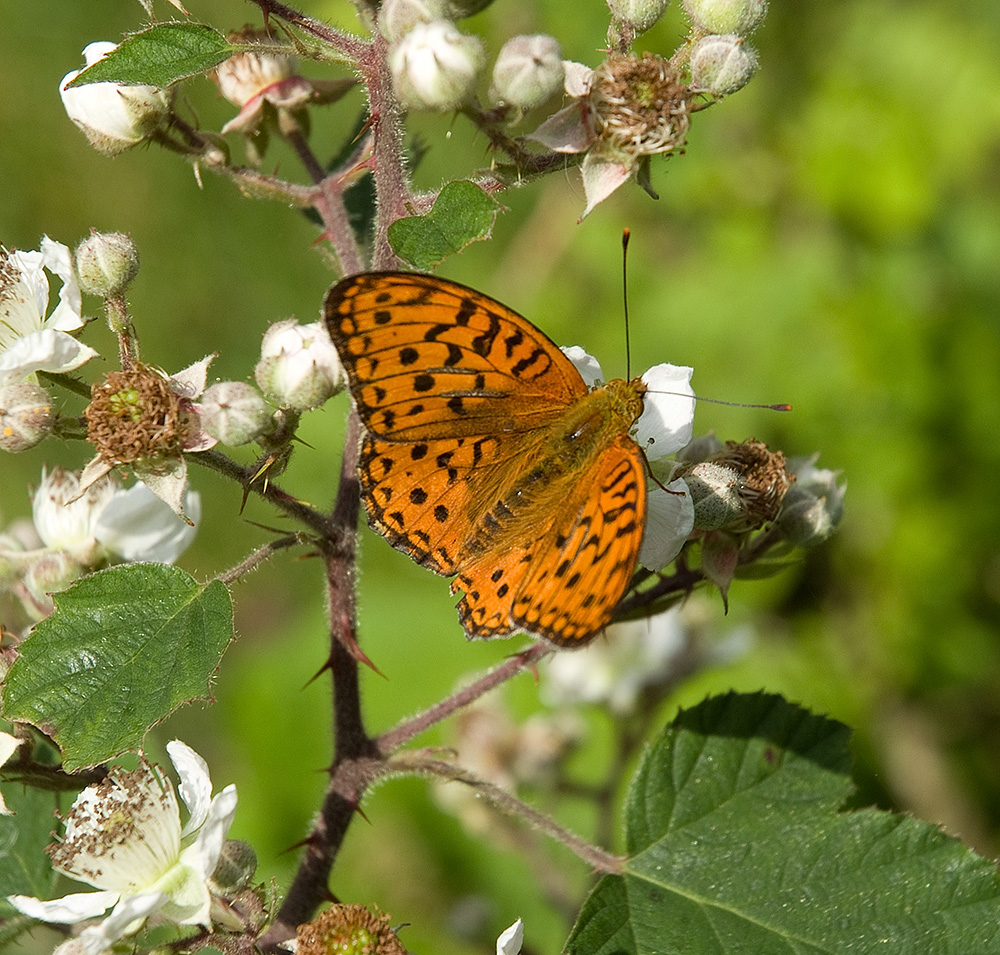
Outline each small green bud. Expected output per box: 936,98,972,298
208,839,258,896
0,381,54,452
607,0,671,34
490,35,564,111
74,231,140,297
199,381,275,446
682,0,768,35
689,34,758,95
684,462,744,530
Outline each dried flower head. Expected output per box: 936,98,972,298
85,365,190,468
294,904,406,955
590,53,692,159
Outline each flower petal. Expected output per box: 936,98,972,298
95,484,200,564
184,784,238,878
528,101,595,153
167,740,213,836
561,346,603,387
8,890,120,923
169,354,214,399
0,328,98,382
497,918,524,955
133,458,192,524
84,890,167,950
40,237,85,331
579,152,633,220
639,478,693,569
562,61,593,96
637,364,695,460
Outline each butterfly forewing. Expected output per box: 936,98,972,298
324,272,588,441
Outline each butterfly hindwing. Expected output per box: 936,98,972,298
454,437,647,644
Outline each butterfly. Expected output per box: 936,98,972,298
323,271,694,646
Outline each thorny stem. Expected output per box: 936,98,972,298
376,642,551,755
392,752,626,875
213,533,302,587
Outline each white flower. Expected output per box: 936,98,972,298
31,469,199,566
542,608,685,714
60,42,172,156
0,731,23,815
255,319,344,412
563,347,695,569
8,741,238,955
497,918,523,955
0,239,96,384
388,20,485,111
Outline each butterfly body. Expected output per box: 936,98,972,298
324,272,650,646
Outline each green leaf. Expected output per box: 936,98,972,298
66,23,233,88
2,565,233,771
388,180,503,270
567,692,1000,955
0,786,60,906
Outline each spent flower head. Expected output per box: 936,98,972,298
8,741,238,953
60,42,173,155
292,904,407,955
0,238,95,384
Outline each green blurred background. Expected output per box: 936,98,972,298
3,1,1000,952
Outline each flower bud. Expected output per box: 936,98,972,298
777,456,846,546
32,468,117,563
199,382,275,446
60,42,173,155
23,550,86,606
489,35,564,111
207,839,258,896
214,31,297,109
607,0,671,34
0,382,54,452
689,34,759,95
74,232,140,298
682,0,768,35
684,462,744,530
377,0,451,42
389,21,484,111
255,320,345,412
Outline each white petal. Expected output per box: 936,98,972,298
40,237,84,331
562,61,593,96
527,101,594,153
497,918,524,955
184,784,238,877
89,890,167,948
561,346,603,386
637,364,695,460
0,328,98,381
639,479,694,569
167,740,213,835
579,153,632,220
95,484,200,564
0,732,21,766
169,354,214,399
8,890,119,923
1,249,49,333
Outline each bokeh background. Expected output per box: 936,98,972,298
3,1,1000,952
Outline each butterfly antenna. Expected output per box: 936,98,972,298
622,228,632,380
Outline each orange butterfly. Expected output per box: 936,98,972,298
324,272,695,646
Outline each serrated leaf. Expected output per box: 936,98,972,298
388,180,503,270
567,692,1000,955
2,565,233,771
66,23,233,88
0,786,60,905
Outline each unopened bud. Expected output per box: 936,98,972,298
389,21,484,111
0,382,54,452
777,456,845,546
60,42,172,155
444,0,498,17
607,0,671,34
255,320,345,412
689,34,759,95
23,551,85,605
682,0,768,35
684,462,744,530
208,839,258,896
199,382,275,446
378,0,450,43
490,35,564,111
74,232,139,298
